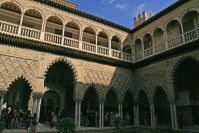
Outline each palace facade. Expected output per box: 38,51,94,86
0,0,198,130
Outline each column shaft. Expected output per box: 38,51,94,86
78,102,81,127
18,13,24,35
75,101,78,127
173,103,178,129
36,98,42,121
99,103,102,127
79,30,83,49
170,103,175,129
101,103,104,127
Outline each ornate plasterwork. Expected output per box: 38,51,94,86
0,54,39,91
83,69,133,102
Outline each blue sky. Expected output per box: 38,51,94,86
69,0,176,28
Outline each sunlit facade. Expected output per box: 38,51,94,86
0,0,198,130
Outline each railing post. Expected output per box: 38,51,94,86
108,39,112,57
40,20,46,41
164,31,169,50
18,12,24,35
180,23,185,43
95,35,98,53
61,24,66,45
79,29,83,50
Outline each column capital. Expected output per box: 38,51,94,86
33,92,43,99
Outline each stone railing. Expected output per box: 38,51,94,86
0,20,199,63
0,20,133,63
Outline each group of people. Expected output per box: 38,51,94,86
45,110,63,128
81,110,98,127
1,107,38,131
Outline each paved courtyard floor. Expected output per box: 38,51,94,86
3,124,57,133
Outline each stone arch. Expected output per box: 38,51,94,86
171,56,199,126
0,0,23,13
45,14,64,25
65,20,81,30
7,76,33,90
152,85,170,103
24,7,45,20
6,74,35,92
121,89,133,102
180,8,199,22
44,57,79,82
164,18,181,32
143,33,153,50
83,84,101,102
83,26,97,34
135,88,150,103
103,87,119,102
97,30,110,40
111,34,122,43
171,56,199,83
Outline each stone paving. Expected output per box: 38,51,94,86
3,124,57,133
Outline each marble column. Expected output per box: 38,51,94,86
150,103,155,127
108,39,112,56
75,100,81,128
32,97,37,114
79,30,83,49
99,102,102,127
18,12,24,35
78,101,81,128
134,104,139,126
118,103,123,119
75,101,78,127
101,103,104,127
36,98,42,121
173,103,178,129
170,103,175,129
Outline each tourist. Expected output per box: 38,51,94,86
50,111,57,128
32,113,37,132
25,110,31,130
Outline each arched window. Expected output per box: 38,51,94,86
166,20,182,48
182,11,199,32
23,9,43,30
0,2,21,24
97,31,108,47
134,39,143,60
45,16,63,35
111,36,121,51
143,34,153,50
83,27,96,44
153,28,165,53
65,21,80,40
182,11,199,42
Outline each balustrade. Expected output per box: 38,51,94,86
144,48,153,57
135,52,143,61
21,27,41,39
82,42,96,52
184,28,199,43
123,52,132,61
97,46,109,56
154,43,166,53
44,32,62,44
111,49,121,59
0,20,18,35
63,37,79,48
1,20,199,63
168,35,183,48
